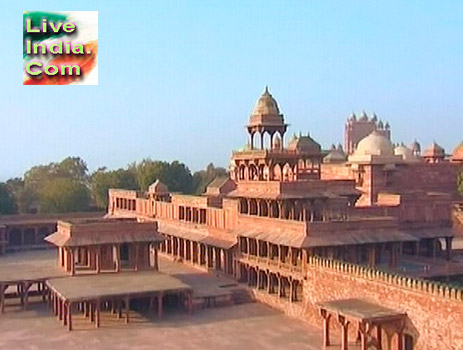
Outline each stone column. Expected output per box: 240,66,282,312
154,247,159,271
125,296,130,324
68,302,73,331
338,315,350,350
70,248,76,276
96,246,101,273
446,237,453,261
95,300,100,328
115,244,121,272
320,309,331,347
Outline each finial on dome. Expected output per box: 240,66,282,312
264,86,269,94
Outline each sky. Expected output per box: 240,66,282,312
1,1,463,181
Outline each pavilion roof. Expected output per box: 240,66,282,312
45,219,163,247
234,227,418,249
157,221,237,249
45,230,164,247
47,271,191,302
318,298,405,323
405,227,455,239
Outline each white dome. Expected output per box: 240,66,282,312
394,145,415,161
355,131,394,156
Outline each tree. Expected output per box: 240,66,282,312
91,168,138,209
0,183,18,214
130,159,194,193
37,178,90,213
192,163,228,194
5,178,30,213
21,156,90,213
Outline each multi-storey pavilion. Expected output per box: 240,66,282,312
2,88,463,347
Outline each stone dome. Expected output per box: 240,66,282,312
248,87,285,128
423,142,445,158
324,147,347,163
148,179,168,194
251,87,280,116
288,133,321,153
452,142,463,161
354,131,394,156
394,144,416,161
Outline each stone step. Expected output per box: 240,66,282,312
231,288,255,305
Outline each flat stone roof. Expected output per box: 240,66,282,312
47,271,192,302
0,252,67,284
318,298,405,322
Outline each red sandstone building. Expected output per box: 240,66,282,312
1,88,463,349
105,89,463,350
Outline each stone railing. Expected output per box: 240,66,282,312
308,256,463,301
240,253,304,274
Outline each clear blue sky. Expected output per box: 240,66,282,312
1,1,463,181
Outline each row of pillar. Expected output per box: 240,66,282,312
320,309,405,350
161,235,232,275
0,281,48,313
58,243,159,276
238,263,301,302
48,289,193,331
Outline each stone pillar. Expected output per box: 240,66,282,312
338,315,350,350
446,237,453,261
289,279,293,302
397,331,404,350
0,283,5,314
115,244,121,272
95,300,100,328
125,296,130,324
68,302,73,331
134,243,139,271
358,322,368,350
320,309,331,347
96,247,101,273
70,249,76,276
377,325,383,350
154,248,159,271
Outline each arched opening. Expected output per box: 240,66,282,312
259,200,269,217
249,164,258,180
273,163,282,181
239,164,246,180
282,163,293,181
258,164,265,180
240,198,248,214
270,201,280,218
249,199,258,215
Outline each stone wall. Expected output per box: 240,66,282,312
252,256,463,350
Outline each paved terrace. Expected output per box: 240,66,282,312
0,250,370,349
